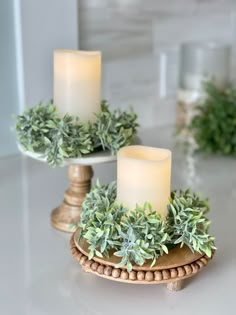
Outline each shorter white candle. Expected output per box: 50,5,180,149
117,145,171,218
54,50,101,122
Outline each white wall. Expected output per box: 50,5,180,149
0,0,79,157
21,0,79,106
0,0,20,156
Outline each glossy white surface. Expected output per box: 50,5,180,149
1,126,236,315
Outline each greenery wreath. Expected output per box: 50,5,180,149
78,181,216,272
15,100,138,166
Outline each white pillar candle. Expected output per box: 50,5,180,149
54,50,101,122
117,145,171,218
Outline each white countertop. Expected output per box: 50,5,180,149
1,126,236,315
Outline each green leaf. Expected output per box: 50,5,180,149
88,251,94,260
127,261,133,273
185,81,236,156
95,250,103,258
78,183,216,272
162,245,168,254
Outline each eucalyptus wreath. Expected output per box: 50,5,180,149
15,100,138,166
189,82,236,155
78,182,216,272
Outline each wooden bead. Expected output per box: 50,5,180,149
177,267,185,277
71,235,213,286
120,270,129,280
184,265,192,275
196,260,204,269
145,271,154,281
154,271,163,281
85,260,93,269
70,237,75,247
71,249,78,257
104,266,112,276
191,263,199,273
71,247,77,255
170,268,178,278
76,252,83,261
112,269,121,278
200,257,208,265
162,270,170,280
91,262,99,271
129,271,137,281
80,256,88,265
97,265,105,274
71,248,77,254
137,271,145,281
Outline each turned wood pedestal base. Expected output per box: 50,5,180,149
17,144,117,233
51,165,93,233
70,229,214,291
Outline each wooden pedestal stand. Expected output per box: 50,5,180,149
51,165,93,232
176,89,200,128
71,229,214,291
18,144,116,233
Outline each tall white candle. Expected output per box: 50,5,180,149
117,145,171,218
54,50,101,122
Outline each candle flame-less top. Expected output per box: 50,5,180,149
54,49,101,121
117,145,172,217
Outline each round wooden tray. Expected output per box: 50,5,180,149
70,229,214,291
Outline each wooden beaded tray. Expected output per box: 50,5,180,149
70,229,214,291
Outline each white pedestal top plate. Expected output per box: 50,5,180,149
17,143,117,166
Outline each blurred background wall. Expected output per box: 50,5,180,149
0,0,21,156
0,0,78,157
79,0,236,127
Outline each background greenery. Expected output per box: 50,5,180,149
189,82,236,155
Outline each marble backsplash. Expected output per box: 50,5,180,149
79,0,236,127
